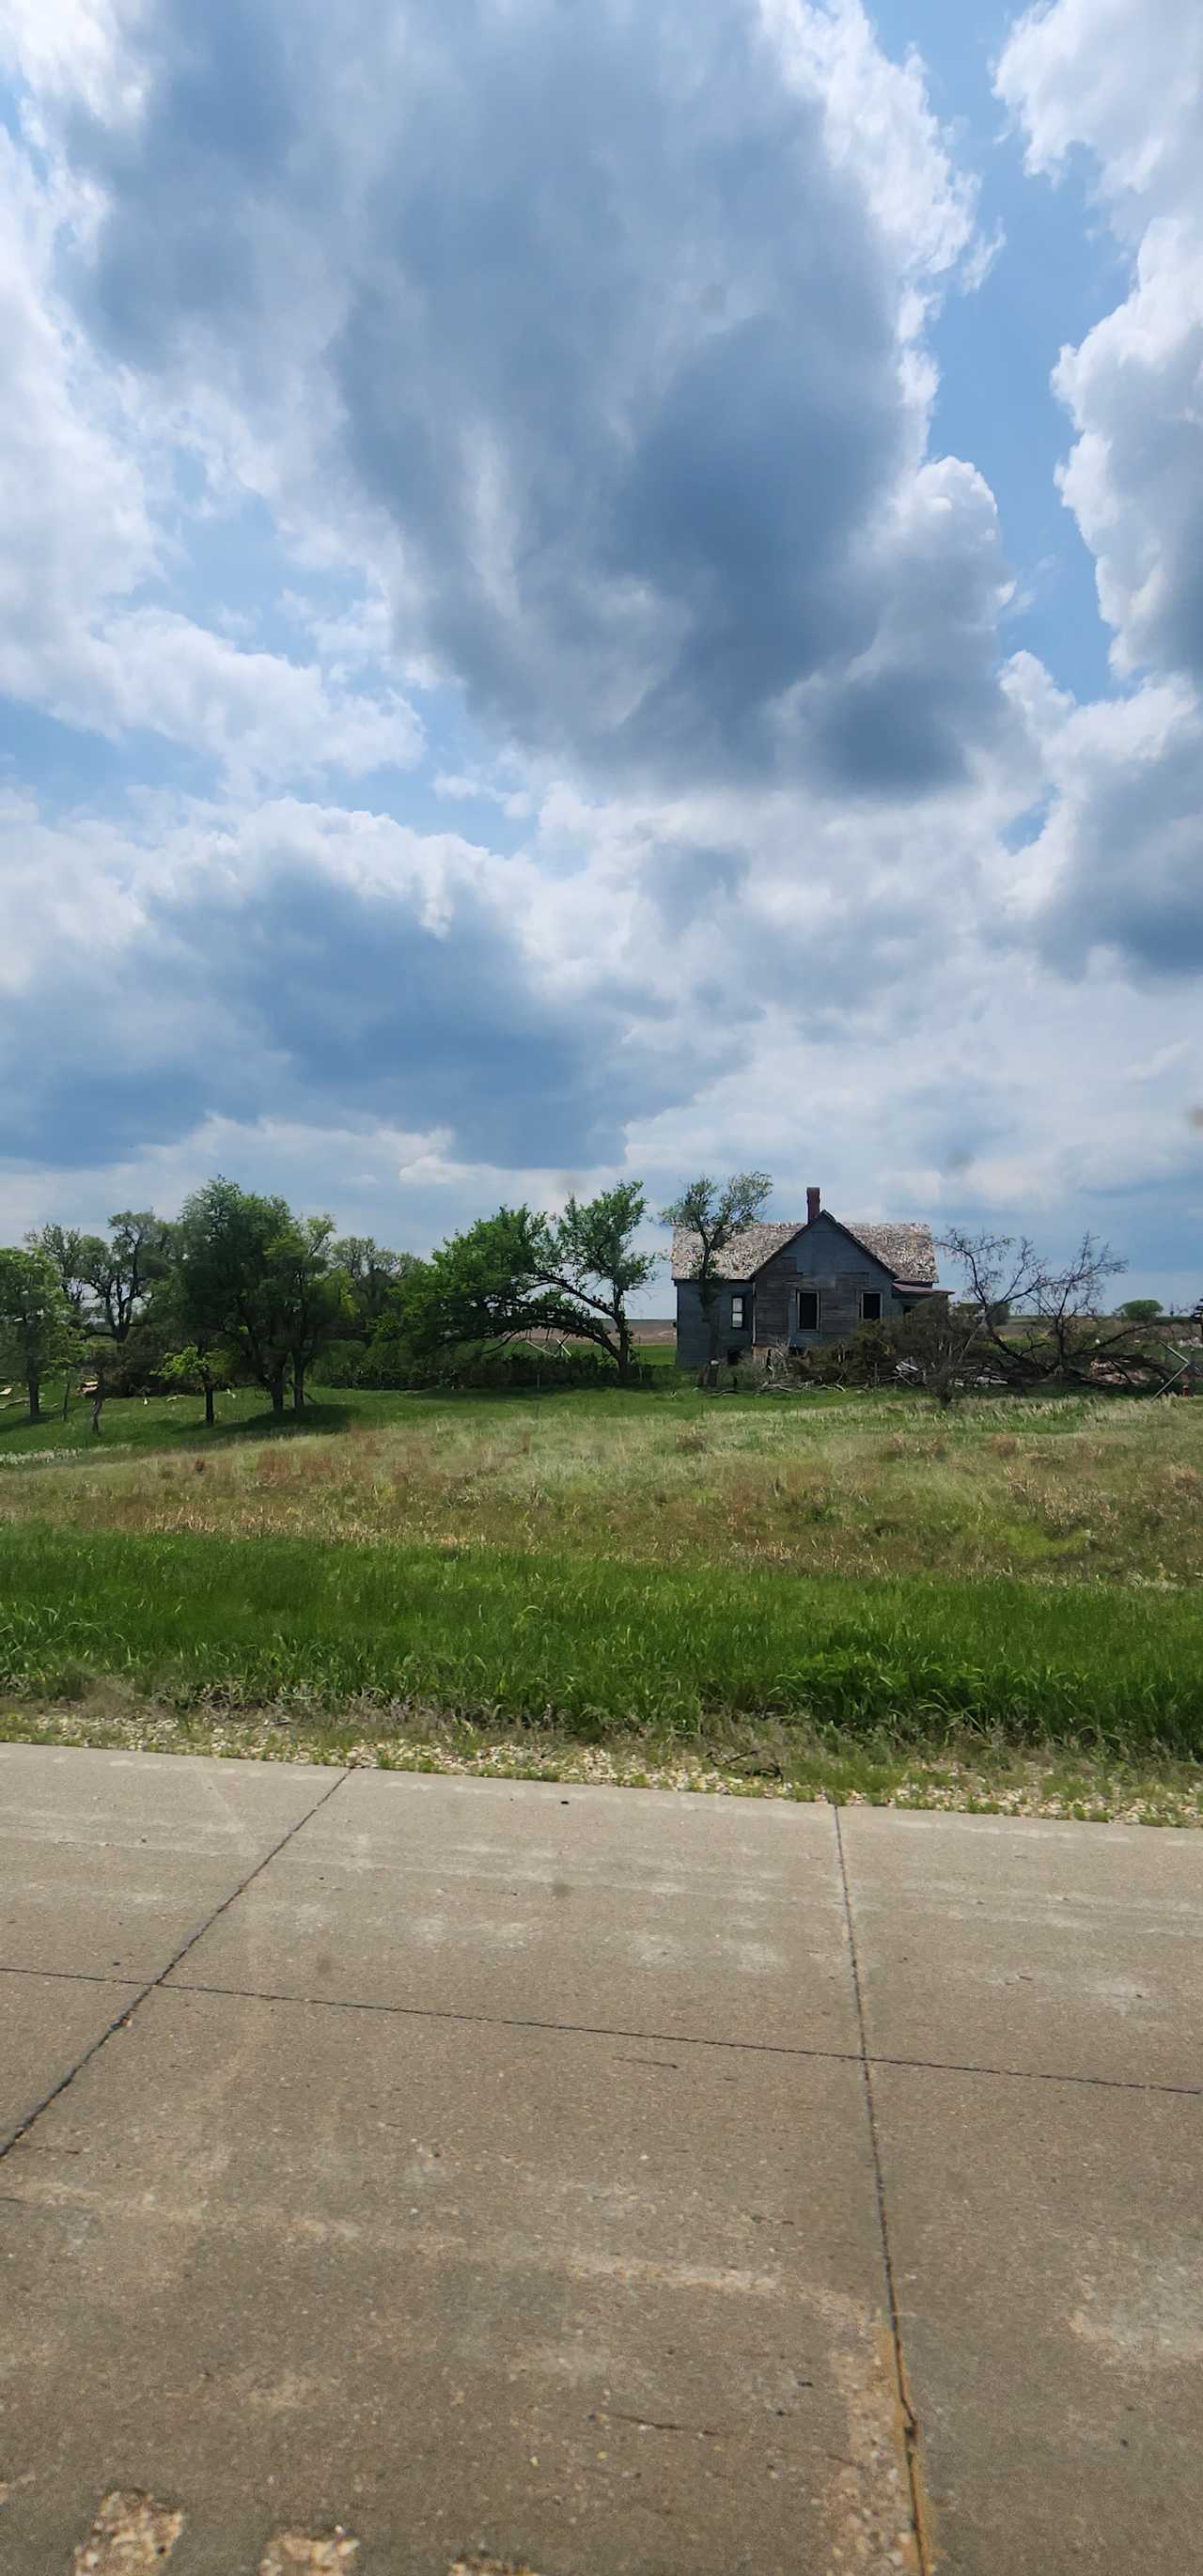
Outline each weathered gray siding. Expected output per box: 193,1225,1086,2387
674,1278,757,1370
754,1213,905,1349
674,1213,914,1362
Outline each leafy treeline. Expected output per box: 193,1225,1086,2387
1,1168,1195,1425
0,1176,666,1422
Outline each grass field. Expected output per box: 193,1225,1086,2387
3,1374,1201,1803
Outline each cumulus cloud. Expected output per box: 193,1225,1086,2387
999,0,1203,690
0,0,1198,1285
0,121,421,783
998,677,1203,976
37,0,1023,800
1052,225,1203,690
996,0,1203,986
0,790,714,1170
996,0,1200,217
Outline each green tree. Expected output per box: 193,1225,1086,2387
1118,1298,1163,1322
661,1171,773,1382
270,1213,350,1411
545,1183,657,1381
159,1341,236,1428
176,1179,346,1414
25,1223,102,1326
395,1189,656,1381
0,1247,79,1420
79,1210,173,1343
331,1238,420,1338
397,1208,556,1361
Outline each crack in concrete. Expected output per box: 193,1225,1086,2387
836,1807,934,2576
139,1975,1203,2099
0,1772,352,2165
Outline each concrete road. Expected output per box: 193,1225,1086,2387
1,1749,1200,2575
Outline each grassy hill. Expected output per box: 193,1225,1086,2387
2,1378,1201,1794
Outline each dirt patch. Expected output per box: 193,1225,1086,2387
449,2561,544,2576
258,2533,358,2572
71,2490,183,2570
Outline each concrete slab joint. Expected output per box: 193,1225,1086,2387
3,1752,1202,2573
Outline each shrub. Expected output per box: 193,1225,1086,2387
352,1334,652,1393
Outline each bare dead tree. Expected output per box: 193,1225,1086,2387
888,1297,989,1406
938,1229,1178,1394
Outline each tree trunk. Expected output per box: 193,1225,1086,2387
204,1379,215,1427
292,1364,305,1413
61,1374,71,1419
616,1321,633,1383
26,1371,40,1422
90,1386,104,1437
699,1284,721,1391
268,1373,286,1415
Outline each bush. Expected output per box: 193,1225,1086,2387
308,1336,371,1388
740,1331,903,1392
80,1316,181,1398
353,1333,653,1393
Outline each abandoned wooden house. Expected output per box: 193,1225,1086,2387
672,1185,939,1368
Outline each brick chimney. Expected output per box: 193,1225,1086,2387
806,1185,820,1225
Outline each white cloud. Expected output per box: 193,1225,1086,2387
16,0,1021,801
0,125,422,782
993,0,1203,1002
1052,223,1203,688
998,678,1203,975
997,0,1201,222
0,0,1198,1294
760,0,978,280
999,2,1203,689
1124,1039,1190,1085
70,611,421,785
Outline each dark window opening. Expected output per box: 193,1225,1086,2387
796,1289,820,1333
860,1290,883,1322
730,1292,747,1329
726,1349,742,1369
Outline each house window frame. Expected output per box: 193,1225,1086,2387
859,1288,883,1323
730,1291,749,1331
795,1287,820,1335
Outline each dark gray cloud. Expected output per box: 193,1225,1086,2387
2,831,715,1172
1033,710,1203,977
63,0,1009,799
66,0,299,360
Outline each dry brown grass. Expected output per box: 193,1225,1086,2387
2,1393,1201,1586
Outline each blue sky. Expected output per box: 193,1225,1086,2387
1,0,1200,1304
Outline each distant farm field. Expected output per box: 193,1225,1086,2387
2,1377,1201,1769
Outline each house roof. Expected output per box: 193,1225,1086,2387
671,1222,798,1281
671,1215,938,1287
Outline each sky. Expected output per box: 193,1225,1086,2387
1,0,1201,1308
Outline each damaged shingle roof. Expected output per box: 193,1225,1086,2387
671,1217,938,1286
847,1221,939,1286
670,1222,798,1281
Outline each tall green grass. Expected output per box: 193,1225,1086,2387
0,1379,684,1461
3,1522,1199,1753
